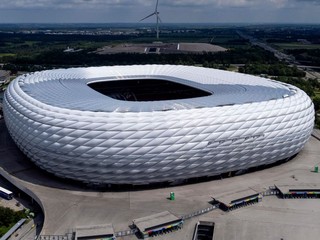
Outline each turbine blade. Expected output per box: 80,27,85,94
158,15,162,24
140,12,156,22
155,0,159,11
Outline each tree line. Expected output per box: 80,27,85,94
2,47,277,72
239,63,306,77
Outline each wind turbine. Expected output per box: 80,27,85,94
140,0,161,39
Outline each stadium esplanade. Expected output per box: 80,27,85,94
3,65,314,185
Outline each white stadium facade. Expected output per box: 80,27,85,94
3,65,314,185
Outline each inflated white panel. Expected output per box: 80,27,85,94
3,65,314,184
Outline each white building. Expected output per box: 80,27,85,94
3,65,314,185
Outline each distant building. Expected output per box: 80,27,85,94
63,47,83,53
0,70,10,84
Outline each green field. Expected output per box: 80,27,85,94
274,43,320,50
0,53,16,57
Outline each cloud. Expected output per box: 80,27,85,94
0,0,320,9
294,0,320,2
0,0,319,23
0,0,146,9
154,0,258,8
269,0,289,8
0,0,300,9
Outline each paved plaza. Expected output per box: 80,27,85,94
1,119,320,239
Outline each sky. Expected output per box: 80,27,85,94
0,0,319,24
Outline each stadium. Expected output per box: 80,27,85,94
3,65,314,185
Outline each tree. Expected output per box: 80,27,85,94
0,206,27,237
313,97,320,112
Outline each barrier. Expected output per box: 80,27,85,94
181,204,219,220
261,189,280,196
114,229,138,237
39,235,71,240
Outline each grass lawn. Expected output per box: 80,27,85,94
274,43,320,50
0,53,16,57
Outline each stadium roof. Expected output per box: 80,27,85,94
18,65,294,113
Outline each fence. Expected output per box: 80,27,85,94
114,229,138,237
181,204,219,220
38,235,71,240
